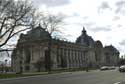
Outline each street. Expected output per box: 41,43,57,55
0,70,125,84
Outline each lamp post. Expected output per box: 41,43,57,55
5,59,8,73
85,50,89,72
19,48,23,74
47,33,52,73
86,58,89,72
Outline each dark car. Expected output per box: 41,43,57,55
119,65,125,72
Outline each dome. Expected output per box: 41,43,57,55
76,27,95,47
19,25,50,42
104,45,119,54
94,40,103,48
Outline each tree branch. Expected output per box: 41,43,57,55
0,17,6,35
10,27,31,38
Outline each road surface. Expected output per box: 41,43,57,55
0,70,125,84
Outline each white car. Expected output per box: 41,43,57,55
108,66,115,70
100,66,109,70
119,65,125,72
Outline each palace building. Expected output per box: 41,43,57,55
11,25,120,72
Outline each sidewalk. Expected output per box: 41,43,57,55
0,69,98,80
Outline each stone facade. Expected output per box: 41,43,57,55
104,45,119,66
11,26,120,72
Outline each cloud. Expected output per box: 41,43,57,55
89,26,111,32
112,16,120,21
84,22,96,27
115,1,125,15
72,12,80,17
100,1,111,9
119,40,125,46
83,16,89,20
98,1,111,13
117,24,123,28
32,0,70,7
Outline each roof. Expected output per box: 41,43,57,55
76,27,95,47
94,40,103,48
104,45,119,54
19,25,50,42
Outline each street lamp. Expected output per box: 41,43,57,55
46,33,52,73
85,50,89,72
5,59,8,73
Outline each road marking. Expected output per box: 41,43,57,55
114,82,121,84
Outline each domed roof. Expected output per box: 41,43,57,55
20,25,50,42
104,45,119,54
94,40,103,48
76,27,95,47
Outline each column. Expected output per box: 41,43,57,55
69,49,73,68
61,48,65,68
56,48,60,68
72,49,75,68
74,50,77,68
60,48,63,68
76,50,79,68
81,51,84,67
67,49,71,68
65,48,69,68
78,51,82,68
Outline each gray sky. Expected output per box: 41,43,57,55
31,0,125,55
6,0,125,56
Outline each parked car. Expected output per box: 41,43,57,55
108,66,116,70
119,65,125,72
100,66,109,70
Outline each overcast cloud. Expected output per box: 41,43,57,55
119,40,125,46
28,0,125,55
89,26,111,32
32,0,70,7
115,0,125,15
98,1,112,13
4,0,125,56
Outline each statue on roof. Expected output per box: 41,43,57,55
82,26,86,34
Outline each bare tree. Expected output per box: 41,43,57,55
37,13,65,72
0,0,36,47
39,13,65,38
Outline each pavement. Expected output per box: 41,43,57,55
0,70,125,84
